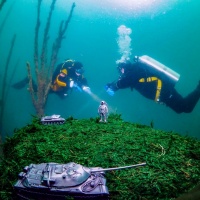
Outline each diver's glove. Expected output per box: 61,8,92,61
83,86,91,94
69,80,74,88
107,88,115,96
105,85,115,96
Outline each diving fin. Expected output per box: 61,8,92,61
12,77,29,89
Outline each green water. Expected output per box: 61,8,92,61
0,0,200,139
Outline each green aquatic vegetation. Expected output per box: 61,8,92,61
0,114,200,200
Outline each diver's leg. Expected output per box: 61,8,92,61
182,82,200,113
12,77,29,89
12,77,38,92
164,82,200,113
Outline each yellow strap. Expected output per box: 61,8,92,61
56,75,66,87
139,77,162,102
155,79,162,102
139,78,145,82
139,77,158,82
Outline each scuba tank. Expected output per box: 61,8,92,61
135,55,180,86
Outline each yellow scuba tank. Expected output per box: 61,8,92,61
136,55,180,86
51,75,67,91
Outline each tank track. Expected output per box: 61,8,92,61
41,121,65,125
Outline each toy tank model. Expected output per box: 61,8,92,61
41,114,65,125
14,162,146,200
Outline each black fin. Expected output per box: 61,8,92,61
12,77,29,89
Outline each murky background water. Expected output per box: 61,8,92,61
0,0,200,140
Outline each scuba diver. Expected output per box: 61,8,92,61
12,59,90,99
50,59,90,98
105,55,200,114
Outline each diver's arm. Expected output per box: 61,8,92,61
109,75,133,91
75,77,91,93
115,77,133,89
105,81,118,96
78,77,88,89
106,74,135,96
106,78,123,91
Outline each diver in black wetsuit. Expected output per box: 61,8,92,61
12,59,90,99
106,56,200,113
50,59,90,98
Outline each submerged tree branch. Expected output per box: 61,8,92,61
0,34,16,138
40,0,56,71
49,2,76,74
27,0,75,116
34,0,42,80
0,1,14,37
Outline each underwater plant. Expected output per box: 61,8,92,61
0,34,16,141
27,0,75,116
0,114,199,199
0,1,14,37
0,0,6,11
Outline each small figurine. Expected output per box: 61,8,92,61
98,101,108,122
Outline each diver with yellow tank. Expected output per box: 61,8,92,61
105,55,200,113
50,59,90,98
12,59,90,99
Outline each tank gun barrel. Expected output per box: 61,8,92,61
91,162,146,172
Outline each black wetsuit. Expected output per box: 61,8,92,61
12,61,88,99
52,61,88,96
108,62,200,113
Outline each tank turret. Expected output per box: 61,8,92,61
41,114,65,125
14,162,146,200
